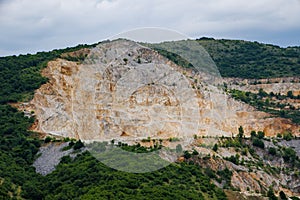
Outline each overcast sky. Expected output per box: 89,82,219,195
1,0,300,56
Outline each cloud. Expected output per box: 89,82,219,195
0,0,300,56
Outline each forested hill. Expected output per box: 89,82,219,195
0,44,96,104
197,37,300,79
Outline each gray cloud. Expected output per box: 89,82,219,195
0,0,300,56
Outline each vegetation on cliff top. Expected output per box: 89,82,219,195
0,44,95,104
197,37,300,79
148,38,300,79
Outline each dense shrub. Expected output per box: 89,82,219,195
252,138,265,149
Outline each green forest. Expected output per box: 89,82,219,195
197,37,300,78
148,38,300,79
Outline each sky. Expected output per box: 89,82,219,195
0,0,300,56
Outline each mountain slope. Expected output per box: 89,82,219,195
197,37,300,78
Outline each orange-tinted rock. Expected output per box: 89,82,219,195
25,40,300,142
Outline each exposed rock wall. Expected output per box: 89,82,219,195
27,40,300,141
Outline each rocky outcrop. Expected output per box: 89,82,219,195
26,40,300,142
225,77,300,96
193,149,299,197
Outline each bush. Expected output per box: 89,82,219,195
287,91,294,98
283,132,293,141
192,149,199,155
73,140,84,150
268,147,277,156
279,191,288,200
204,168,216,179
251,131,257,138
282,147,297,163
63,137,71,142
267,187,278,200
183,151,192,159
252,138,265,149
60,155,72,164
69,140,75,147
238,126,244,138
241,148,248,156
291,197,300,200
44,136,52,143
213,144,218,152
225,154,240,165
257,131,265,139
221,138,242,148
169,137,180,142
217,168,232,188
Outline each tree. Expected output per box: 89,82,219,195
257,131,265,139
258,88,268,97
44,136,52,143
73,140,84,150
192,149,199,155
183,151,192,159
250,131,257,138
268,147,276,155
60,155,72,164
226,154,239,165
22,181,44,200
252,138,264,149
279,191,288,200
213,144,218,152
283,132,293,141
267,187,278,200
265,98,270,106
282,147,297,163
287,90,294,98
238,126,244,138
280,110,286,117
69,140,75,147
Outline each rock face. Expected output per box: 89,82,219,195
225,77,300,96
27,40,300,141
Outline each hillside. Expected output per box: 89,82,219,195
0,44,95,104
197,37,300,79
0,38,300,200
1,38,300,105
147,39,300,126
